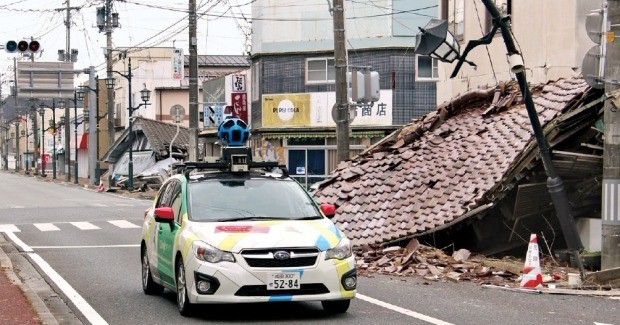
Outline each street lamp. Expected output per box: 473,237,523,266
414,0,585,276
39,101,58,179
106,58,151,191
39,107,46,177
77,78,102,181
57,97,81,185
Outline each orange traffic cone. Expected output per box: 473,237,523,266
520,233,543,288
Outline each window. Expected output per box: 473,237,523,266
441,0,464,39
416,55,439,80
306,58,335,84
251,61,260,102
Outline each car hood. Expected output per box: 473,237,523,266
188,218,345,253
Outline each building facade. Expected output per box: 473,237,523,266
250,0,441,188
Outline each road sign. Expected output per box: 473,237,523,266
170,104,185,123
16,61,76,98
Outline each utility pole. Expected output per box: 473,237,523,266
88,66,97,185
332,0,350,162
603,0,620,269
13,58,20,172
105,0,115,184
188,0,199,161
64,0,72,181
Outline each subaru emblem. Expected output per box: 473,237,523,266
273,251,290,260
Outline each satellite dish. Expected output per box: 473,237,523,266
169,104,185,123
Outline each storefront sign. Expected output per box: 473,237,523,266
232,74,246,92
231,92,248,123
262,93,311,127
172,48,184,80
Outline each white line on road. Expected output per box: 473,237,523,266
357,293,454,325
30,244,140,249
0,224,20,232
108,220,140,229
71,222,100,230
34,223,60,232
3,231,108,325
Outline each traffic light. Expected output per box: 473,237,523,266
4,40,41,53
582,9,606,89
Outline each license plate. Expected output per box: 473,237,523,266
267,272,300,290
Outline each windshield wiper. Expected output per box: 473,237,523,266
295,215,323,220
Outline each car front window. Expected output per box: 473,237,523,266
188,178,321,221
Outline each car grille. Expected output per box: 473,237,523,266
235,284,329,296
241,248,319,268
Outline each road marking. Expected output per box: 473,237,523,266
0,224,20,232
90,203,108,207
30,244,140,249
113,203,135,207
11,206,25,209
3,231,108,325
357,293,454,325
71,222,100,230
108,220,140,229
34,223,61,232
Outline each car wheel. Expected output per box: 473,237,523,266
176,259,194,316
321,299,350,314
141,246,164,295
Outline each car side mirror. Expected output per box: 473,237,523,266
320,203,336,218
154,207,175,223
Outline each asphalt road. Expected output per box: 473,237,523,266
0,172,618,325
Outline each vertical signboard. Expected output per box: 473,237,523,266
172,48,184,80
232,74,246,92
231,93,248,123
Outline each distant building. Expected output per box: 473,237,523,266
250,0,440,188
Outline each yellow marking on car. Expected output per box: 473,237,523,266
218,233,248,251
334,259,355,298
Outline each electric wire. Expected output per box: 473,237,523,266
473,0,498,85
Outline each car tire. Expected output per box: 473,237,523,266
141,246,164,295
176,259,194,317
321,299,350,313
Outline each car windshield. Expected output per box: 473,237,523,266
188,177,322,222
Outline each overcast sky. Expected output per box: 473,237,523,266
0,0,250,78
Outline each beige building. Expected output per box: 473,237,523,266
435,0,602,103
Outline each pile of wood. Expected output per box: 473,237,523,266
355,238,521,286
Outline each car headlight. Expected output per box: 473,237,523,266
193,241,235,263
325,238,352,260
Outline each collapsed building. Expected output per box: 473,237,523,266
313,77,605,256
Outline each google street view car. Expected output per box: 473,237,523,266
140,117,356,316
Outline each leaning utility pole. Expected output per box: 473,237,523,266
106,0,115,184
188,0,199,161
332,0,350,162
603,1,620,269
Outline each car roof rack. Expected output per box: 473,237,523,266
173,146,289,179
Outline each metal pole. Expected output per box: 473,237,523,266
41,109,45,177
88,66,97,185
52,99,56,180
95,76,101,181
64,0,72,181
480,0,585,276
13,58,20,173
189,0,199,161
602,0,620,269
15,121,19,172
332,0,350,162
128,58,134,191
106,0,116,186
74,93,78,184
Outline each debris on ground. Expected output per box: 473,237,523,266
355,238,620,294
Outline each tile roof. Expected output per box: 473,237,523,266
187,55,251,67
102,117,190,163
313,78,593,247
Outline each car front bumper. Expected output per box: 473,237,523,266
184,252,356,304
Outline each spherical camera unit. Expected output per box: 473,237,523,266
217,117,250,147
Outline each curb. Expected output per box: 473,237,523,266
0,235,63,325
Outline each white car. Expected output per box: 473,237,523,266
140,165,356,316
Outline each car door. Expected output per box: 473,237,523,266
156,179,181,286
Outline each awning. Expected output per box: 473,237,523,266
78,134,88,149
261,130,386,139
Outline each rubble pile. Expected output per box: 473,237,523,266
355,238,523,286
